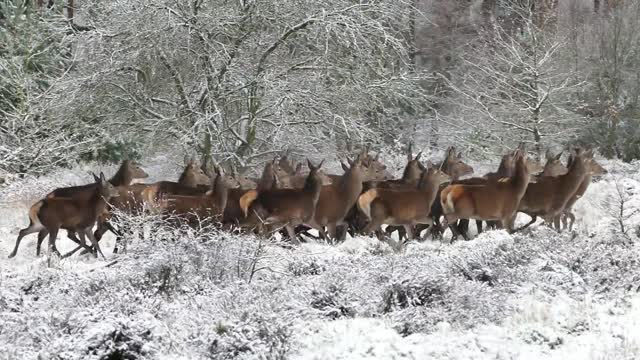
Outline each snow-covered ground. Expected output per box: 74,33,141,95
0,157,639,359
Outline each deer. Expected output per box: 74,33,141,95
357,167,451,241
546,151,606,231
80,157,213,255
440,149,531,240
221,159,279,232
8,173,119,260
434,145,544,240
8,160,148,258
239,159,324,244
516,147,591,232
159,165,228,227
307,155,364,242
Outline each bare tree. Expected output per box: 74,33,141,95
0,1,95,175
61,0,434,172
441,0,585,158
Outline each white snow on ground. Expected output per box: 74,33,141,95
0,157,639,359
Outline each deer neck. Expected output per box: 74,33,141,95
179,172,200,188
213,177,228,210
495,160,513,178
110,165,133,187
510,159,530,196
338,170,363,205
92,191,111,218
562,157,588,191
258,166,276,192
401,164,421,183
303,174,323,205
417,175,441,197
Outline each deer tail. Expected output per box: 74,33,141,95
142,185,161,213
441,186,457,214
357,189,378,220
29,201,44,226
239,190,259,218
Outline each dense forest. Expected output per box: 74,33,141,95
1,0,639,175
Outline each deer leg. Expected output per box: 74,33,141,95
8,222,44,259
553,215,562,233
335,224,348,242
327,223,337,244
285,224,299,245
60,231,91,258
516,214,537,231
503,214,518,234
566,211,576,231
457,219,470,240
47,228,60,257
403,225,415,243
85,227,106,259
317,226,328,242
363,219,383,239
36,230,49,257
429,215,445,240
476,220,483,234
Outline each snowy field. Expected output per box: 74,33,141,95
1,157,639,359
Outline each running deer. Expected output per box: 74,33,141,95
160,165,228,227
9,173,119,259
239,159,324,243
90,157,213,254
551,152,606,231
440,149,531,239
9,161,148,258
517,148,591,231
358,167,450,240
308,156,364,241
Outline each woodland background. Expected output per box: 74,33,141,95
1,0,639,176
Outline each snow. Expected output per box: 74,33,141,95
0,156,639,359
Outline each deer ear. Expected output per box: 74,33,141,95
317,160,324,169
347,156,354,167
99,172,107,183
91,172,100,182
341,162,349,172
554,151,562,161
415,151,423,161
407,143,413,162
426,160,434,169
457,152,462,159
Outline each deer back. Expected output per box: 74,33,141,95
313,157,364,225
519,148,590,216
241,159,324,224
441,150,530,221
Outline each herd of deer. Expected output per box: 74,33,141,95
7,144,606,260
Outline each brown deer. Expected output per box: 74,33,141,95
239,160,324,243
10,160,148,258
9,173,119,259
87,157,213,254
221,159,279,231
358,167,450,240
550,152,607,231
159,165,228,227
307,156,364,241
539,150,567,178
440,149,531,238
440,146,545,239
516,148,591,231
